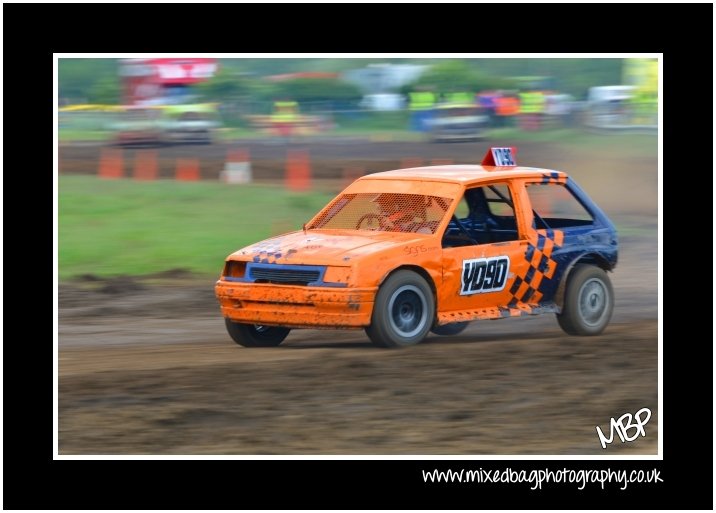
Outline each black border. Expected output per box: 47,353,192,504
4,3,713,510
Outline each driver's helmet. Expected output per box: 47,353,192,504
374,194,425,228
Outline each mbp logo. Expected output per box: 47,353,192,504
461,256,510,295
595,408,652,449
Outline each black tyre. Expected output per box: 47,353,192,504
365,270,435,348
431,321,469,336
224,319,290,347
557,264,614,336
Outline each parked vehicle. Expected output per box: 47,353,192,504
427,104,489,142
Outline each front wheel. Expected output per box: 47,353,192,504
556,264,614,336
365,270,435,348
225,319,290,347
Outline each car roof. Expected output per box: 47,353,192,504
361,165,567,186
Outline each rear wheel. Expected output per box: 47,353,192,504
225,319,290,347
366,270,434,348
557,264,614,336
431,321,469,336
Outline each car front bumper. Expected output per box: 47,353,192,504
215,280,377,329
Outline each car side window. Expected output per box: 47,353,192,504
525,183,594,229
442,183,520,248
483,184,514,217
453,196,470,219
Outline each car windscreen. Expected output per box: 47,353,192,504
308,193,453,234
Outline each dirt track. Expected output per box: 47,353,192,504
59,231,658,455
58,138,658,455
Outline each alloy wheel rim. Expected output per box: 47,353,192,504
578,278,609,327
388,285,428,338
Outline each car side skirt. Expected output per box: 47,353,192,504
437,301,560,325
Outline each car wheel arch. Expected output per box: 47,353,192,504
378,265,439,324
554,252,614,309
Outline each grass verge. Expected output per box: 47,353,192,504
59,176,335,279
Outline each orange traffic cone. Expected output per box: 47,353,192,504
98,148,124,179
133,150,158,181
285,149,311,192
175,158,200,181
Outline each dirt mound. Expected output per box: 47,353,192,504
60,273,216,320
145,268,195,280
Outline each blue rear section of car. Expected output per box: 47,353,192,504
536,178,618,303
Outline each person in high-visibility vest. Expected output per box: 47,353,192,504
518,91,545,131
628,90,657,126
445,91,474,105
477,91,500,126
272,100,299,137
408,90,436,132
494,94,520,127
408,91,435,110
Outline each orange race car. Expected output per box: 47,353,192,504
215,147,618,348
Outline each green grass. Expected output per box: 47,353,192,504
57,127,261,142
59,176,335,279
58,129,112,142
334,111,411,131
217,127,270,140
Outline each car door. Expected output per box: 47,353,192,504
438,181,532,316
520,177,612,305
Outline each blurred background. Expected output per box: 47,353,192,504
58,57,659,455
59,57,657,145
58,57,658,279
